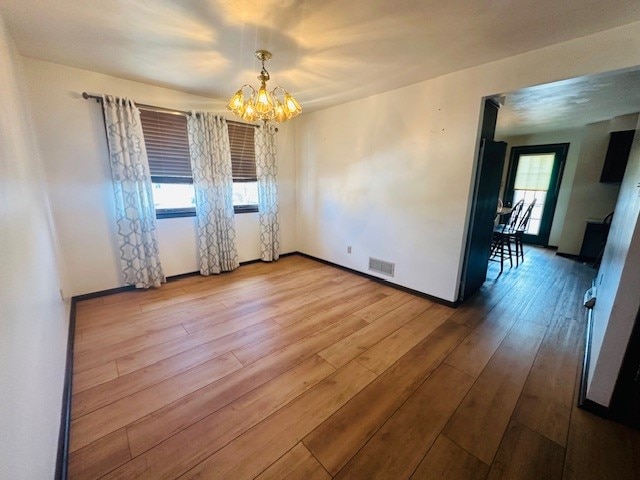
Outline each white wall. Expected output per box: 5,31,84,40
495,128,584,247
296,21,640,302
0,17,70,480
557,114,638,255
22,59,297,296
587,115,640,406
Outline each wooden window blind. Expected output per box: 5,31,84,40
228,121,256,182
139,109,192,182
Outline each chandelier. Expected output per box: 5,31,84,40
226,50,302,123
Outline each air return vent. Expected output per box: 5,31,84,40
369,257,395,277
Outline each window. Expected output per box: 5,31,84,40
140,111,258,217
228,121,259,213
140,108,196,219
511,153,554,236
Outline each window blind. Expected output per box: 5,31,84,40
139,108,192,180
228,121,257,182
514,153,555,191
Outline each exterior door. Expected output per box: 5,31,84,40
504,143,568,246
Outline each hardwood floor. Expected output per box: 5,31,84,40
69,250,640,479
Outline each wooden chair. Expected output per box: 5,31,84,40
490,199,524,272
593,211,614,268
511,198,536,266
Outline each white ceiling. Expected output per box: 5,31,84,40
2,0,640,112
495,68,640,136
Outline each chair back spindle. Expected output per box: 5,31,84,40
516,198,536,233
502,199,524,233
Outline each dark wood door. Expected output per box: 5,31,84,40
460,139,507,301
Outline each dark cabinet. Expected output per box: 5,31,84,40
580,221,611,261
600,130,635,183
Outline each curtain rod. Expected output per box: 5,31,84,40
81,92,277,130
82,92,190,116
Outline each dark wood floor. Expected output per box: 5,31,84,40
68,248,640,479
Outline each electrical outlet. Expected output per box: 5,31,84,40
347,246,352,254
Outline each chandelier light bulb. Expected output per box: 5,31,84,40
283,92,302,118
226,89,245,114
241,101,258,122
255,83,274,115
274,100,288,123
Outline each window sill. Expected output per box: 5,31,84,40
234,205,259,214
156,208,196,219
156,206,259,218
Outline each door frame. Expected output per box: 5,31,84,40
503,143,569,246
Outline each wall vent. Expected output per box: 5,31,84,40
369,257,395,277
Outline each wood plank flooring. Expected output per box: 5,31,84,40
69,250,640,479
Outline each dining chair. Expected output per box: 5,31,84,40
490,199,524,272
511,198,536,266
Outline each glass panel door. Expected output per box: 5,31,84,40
511,153,555,236
505,144,569,246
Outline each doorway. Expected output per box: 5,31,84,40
503,143,568,246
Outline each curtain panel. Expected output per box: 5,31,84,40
255,124,280,262
101,95,165,288
187,112,239,275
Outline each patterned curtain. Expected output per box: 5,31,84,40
255,124,280,262
101,95,165,288
187,112,239,275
